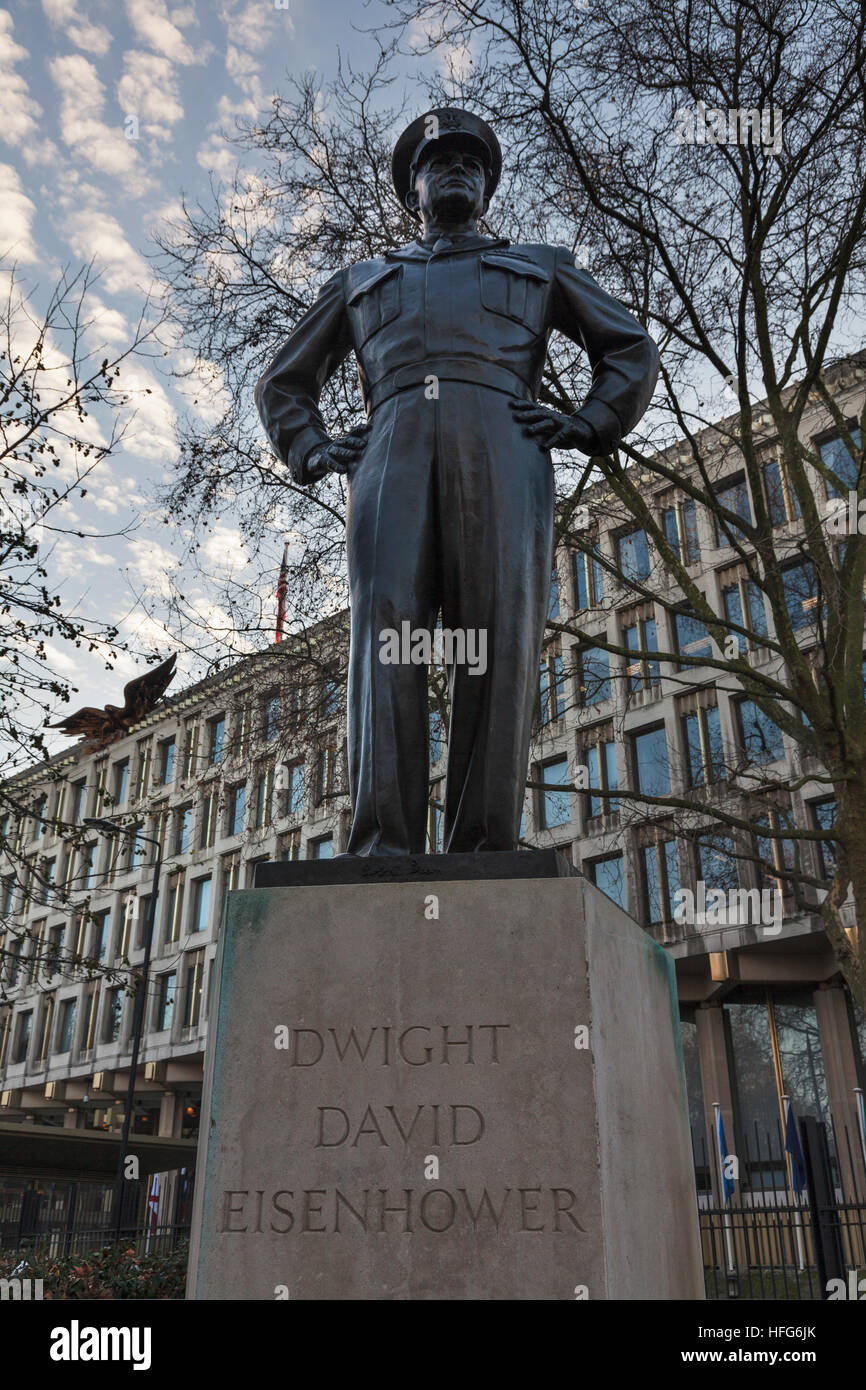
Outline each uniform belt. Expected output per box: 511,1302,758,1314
367,358,533,412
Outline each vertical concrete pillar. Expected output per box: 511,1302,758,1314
158,1091,180,1138
814,985,866,1200
695,1003,737,1202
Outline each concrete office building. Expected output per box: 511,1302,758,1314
2,355,865,1259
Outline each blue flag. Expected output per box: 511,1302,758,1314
784,1098,807,1195
716,1108,734,1203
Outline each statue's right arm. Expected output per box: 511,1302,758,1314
253,270,354,485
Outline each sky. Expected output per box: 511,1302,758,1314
1,0,407,754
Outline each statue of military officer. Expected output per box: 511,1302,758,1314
255,108,659,856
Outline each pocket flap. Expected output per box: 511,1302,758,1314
347,263,401,305
479,253,548,281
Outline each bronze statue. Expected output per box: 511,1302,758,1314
49,653,177,752
255,109,659,855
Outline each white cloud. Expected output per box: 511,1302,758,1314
112,361,178,462
62,207,153,295
0,9,58,164
50,53,143,182
0,162,39,263
41,0,113,55
125,0,202,65
82,294,132,347
117,49,184,140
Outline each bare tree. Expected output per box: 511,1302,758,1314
0,260,165,988
155,2,866,1005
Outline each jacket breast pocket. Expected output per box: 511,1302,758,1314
479,254,549,334
347,264,402,346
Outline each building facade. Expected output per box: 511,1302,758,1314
2,358,866,1254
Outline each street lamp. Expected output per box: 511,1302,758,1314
82,816,162,1242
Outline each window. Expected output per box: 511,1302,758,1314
70,780,87,823
810,798,836,877
158,738,175,786
263,695,281,742
539,646,566,724
182,950,205,1028
207,716,225,765
576,645,610,706
624,616,660,692
585,739,618,819
310,836,334,860
136,743,153,798
754,809,798,899
14,1009,33,1064
1,875,14,915
682,705,725,786
30,795,47,840
573,543,605,610
126,824,146,872
588,855,626,910
156,972,176,1032
674,607,713,663
279,830,302,861
633,725,670,797
762,458,801,525
57,998,77,1053
722,578,768,652
695,834,739,893
199,790,218,851
323,673,341,717
819,428,862,498
227,784,246,837
112,760,129,808
220,853,241,922
539,755,571,829
548,565,560,619
316,746,337,806
781,560,819,629
164,877,184,945
79,843,96,891
661,498,700,565
617,528,651,582
714,475,752,545
175,805,193,855
190,876,212,934
91,909,110,961
254,767,274,828
45,924,64,980
284,760,305,819
104,988,123,1043
735,699,785,765
641,840,680,929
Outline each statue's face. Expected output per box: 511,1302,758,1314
409,143,489,223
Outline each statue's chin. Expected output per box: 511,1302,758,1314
429,190,476,223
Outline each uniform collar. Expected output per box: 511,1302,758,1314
386,234,510,261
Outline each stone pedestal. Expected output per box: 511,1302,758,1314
187,867,704,1300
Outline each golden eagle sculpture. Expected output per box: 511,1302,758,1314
49,654,178,752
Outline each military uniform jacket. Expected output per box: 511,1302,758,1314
255,233,659,481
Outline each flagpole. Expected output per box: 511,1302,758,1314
275,540,289,644
712,1101,735,1276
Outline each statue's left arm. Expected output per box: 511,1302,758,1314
542,248,660,454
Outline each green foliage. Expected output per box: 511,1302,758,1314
0,1239,188,1299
